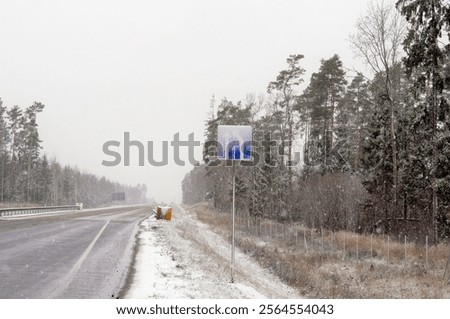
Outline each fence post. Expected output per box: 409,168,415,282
370,234,373,262
265,221,268,238
426,235,429,269
304,228,308,252
343,232,346,261
258,219,261,237
269,222,271,239
321,228,324,253
287,225,290,243
387,236,390,262
404,235,407,265
356,234,359,260
333,232,336,250
262,221,265,238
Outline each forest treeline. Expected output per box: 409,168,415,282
0,100,147,208
182,0,450,242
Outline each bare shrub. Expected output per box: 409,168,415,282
292,173,367,231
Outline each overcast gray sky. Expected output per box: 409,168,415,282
0,0,381,203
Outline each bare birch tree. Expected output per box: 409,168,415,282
349,0,406,215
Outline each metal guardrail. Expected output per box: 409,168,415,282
0,205,81,218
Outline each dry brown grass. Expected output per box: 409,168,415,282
188,202,230,231
184,202,450,298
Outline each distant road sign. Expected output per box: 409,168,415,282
112,192,126,201
217,125,252,160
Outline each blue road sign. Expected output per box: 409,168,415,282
217,125,252,161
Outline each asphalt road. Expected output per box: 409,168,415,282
0,205,151,298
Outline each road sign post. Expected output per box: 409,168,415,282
217,125,252,283
231,160,236,282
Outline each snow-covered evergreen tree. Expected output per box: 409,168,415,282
397,0,450,240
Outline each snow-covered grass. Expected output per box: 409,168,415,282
125,204,301,299
189,202,450,298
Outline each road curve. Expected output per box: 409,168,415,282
0,205,151,298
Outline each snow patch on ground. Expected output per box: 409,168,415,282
126,205,301,299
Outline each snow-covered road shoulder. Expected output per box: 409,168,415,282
125,205,301,299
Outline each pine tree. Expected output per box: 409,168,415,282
268,54,305,187
251,111,286,219
397,0,450,240
62,166,75,204
337,73,373,172
361,91,395,225
298,54,347,172
22,102,45,202
0,99,9,202
6,105,25,202
37,155,52,204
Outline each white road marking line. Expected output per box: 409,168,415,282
48,220,111,298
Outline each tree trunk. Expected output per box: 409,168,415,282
390,100,398,212
432,67,438,243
